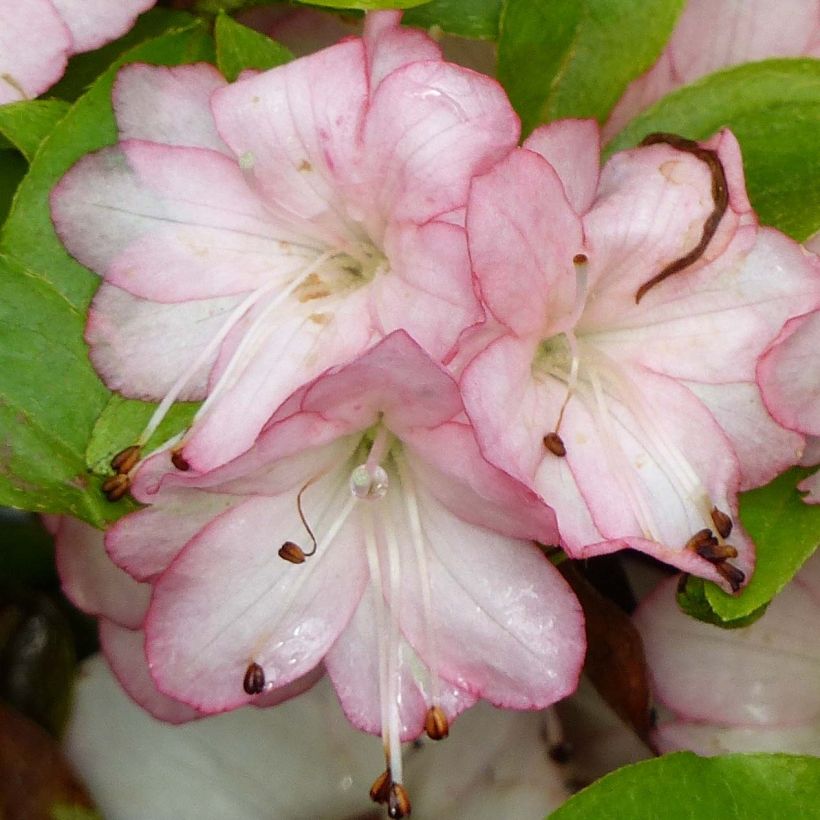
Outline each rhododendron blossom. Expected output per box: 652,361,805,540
51,10,520,473
0,0,155,104
61,333,584,814
461,120,819,592
635,554,820,756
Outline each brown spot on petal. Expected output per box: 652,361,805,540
278,541,306,564
710,506,733,538
101,473,130,502
243,662,265,695
110,445,140,474
298,159,312,172
424,705,449,740
369,769,391,805
388,783,411,818
543,432,567,457
171,449,190,471
715,561,745,593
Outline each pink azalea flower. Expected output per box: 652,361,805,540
634,554,820,756
605,0,820,139
59,332,584,813
51,10,520,473
0,0,156,104
460,120,820,592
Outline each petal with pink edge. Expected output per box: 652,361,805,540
113,63,229,151
51,0,155,52
635,562,820,727
55,517,149,629
0,0,70,104
145,488,368,712
387,473,585,709
523,120,601,214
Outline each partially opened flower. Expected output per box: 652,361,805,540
604,0,820,139
634,554,820,756
0,0,155,104
461,120,819,591
51,10,520,473
62,332,584,815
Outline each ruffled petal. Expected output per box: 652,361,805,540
635,561,820,727
145,489,368,712
466,147,581,336
55,517,149,629
112,63,229,151
51,0,155,53
0,0,70,104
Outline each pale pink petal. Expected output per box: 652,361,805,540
55,517,149,629
799,470,820,503
84,284,241,401
145,491,368,712
655,719,820,757
758,310,820,436
52,142,314,303
605,0,820,139
51,0,155,52
211,39,368,244
523,120,601,214
466,147,581,336
363,10,442,90
802,437,820,466
635,564,820,727
113,63,229,152
325,584,476,741
388,481,585,709
0,0,70,104
684,380,805,489
99,620,202,724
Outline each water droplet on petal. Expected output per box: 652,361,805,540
349,464,389,500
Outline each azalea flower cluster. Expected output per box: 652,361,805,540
50,9,819,815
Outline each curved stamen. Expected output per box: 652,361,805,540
277,475,323,563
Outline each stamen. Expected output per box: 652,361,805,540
110,445,141,474
277,541,306,564
543,706,571,763
276,473,325,563
715,561,745,593
171,448,190,471
685,528,717,552
635,132,729,303
543,432,567,457
350,427,392,501
101,473,130,502
695,542,738,563
369,769,392,805
424,705,449,741
243,661,265,695
710,506,733,538
388,783,412,819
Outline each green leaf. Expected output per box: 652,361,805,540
703,467,820,620
298,0,429,8
0,101,71,161
1,23,215,311
677,576,768,629
0,150,26,225
497,0,684,134
549,752,820,819
50,8,198,101
404,0,502,39
215,12,293,82
606,59,820,241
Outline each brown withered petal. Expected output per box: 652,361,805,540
101,473,130,502
710,506,733,539
369,769,391,805
388,783,411,818
424,705,449,740
278,541,306,564
715,561,745,593
110,444,140,474
543,432,567,457
243,662,265,695
171,449,191,471
684,528,717,552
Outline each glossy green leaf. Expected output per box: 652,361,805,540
549,752,820,819
677,576,768,629
497,0,684,134
0,23,215,310
215,12,293,81
606,59,820,241
404,0,502,39
298,0,429,9
0,101,71,161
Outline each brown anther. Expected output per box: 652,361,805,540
110,444,141,474
710,506,733,539
388,783,411,818
278,541,306,564
369,769,392,805
684,528,717,552
243,662,265,695
715,561,745,593
573,253,588,265
543,432,567,457
171,449,190,471
424,705,449,740
101,473,130,502
696,542,739,563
